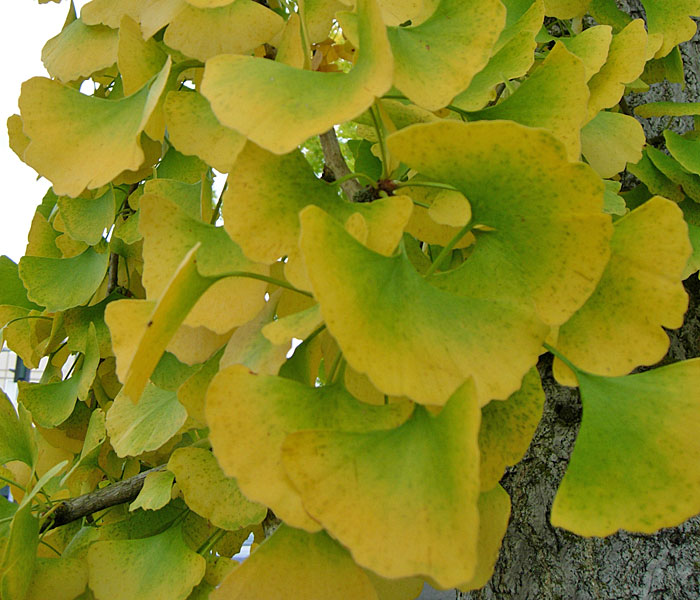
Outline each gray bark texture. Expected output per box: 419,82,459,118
459,6,700,599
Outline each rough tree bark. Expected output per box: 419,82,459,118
460,6,700,598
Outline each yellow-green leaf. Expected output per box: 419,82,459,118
642,0,700,58
544,0,590,17
282,380,481,587
87,525,205,600
117,15,168,96
581,110,645,178
560,25,612,81
551,359,700,535
200,0,392,153
26,557,88,600
81,0,144,28
553,197,690,384
0,390,36,468
206,364,413,530
57,187,116,246
211,525,379,600
1,505,39,600
168,447,266,530
129,470,176,512
19,60,170,197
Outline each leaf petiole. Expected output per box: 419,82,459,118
543,342,580,374
424,220,474,277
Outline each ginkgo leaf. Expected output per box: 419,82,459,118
143,178,202,219
106,383,188,457
139,194,267,333
0,390,36,467
552,197,690,384
642,0,700,58
56,187,116,246
211,525,379,600
25,557,88,600
452,0,544,111
117,15,168,97
665,130,700,177
457,486,511,592
177,347,223,426
64,294,116,357
1,505,39,600
222,142,412,263
164,1,284,61
627,152,685,203
7,114,30,163
388,121,611,327
479,368,544,491
168,447,267,530
19,59,170,197
646,145,700,203
19,324,100,428
300,205,547,405
341,0,505,110
551,359,700,536
0,256,41,311
635,101,700,118
87,525,205,600
262,304,322,345
168,323,232,366
560,25,612,82
587,19,647,120
305,0,347,43
603,180,627,216
42,17,119,83
282,379,481,587
206,364,413,531
164,91,246,173
129,471,175,512
105,246,217,402
200,0,392,153
19,246,109,312
468,43,588,161
581,110,645,178
81,0,143,28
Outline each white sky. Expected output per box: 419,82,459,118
1,1,90,262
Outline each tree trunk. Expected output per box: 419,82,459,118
460,7,700,598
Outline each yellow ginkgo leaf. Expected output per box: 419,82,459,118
305,0,348,43
117,15,168,97
282,380,480,587
553,197,690,385
19,59,170,197
341,0,505,110
81,0,143,28
212,525,379,600
140,0,188,39
42,16,118,84
168,447,266,530
164,1,284,61
164,91,246,173
206,364,413,531
452,0,544,111
469,43,588,162
388,121,612,328
222,142,412,263
544,0,590,17
581,110,645,178
478,367,544,491
262,304,322,346
300,205,547,405
560,25,613,82
643,0,700,58
587,19,648,120
200,0,392,153
87,525,205,600
26,557,88,600
129,470,175,512
551,359,700,536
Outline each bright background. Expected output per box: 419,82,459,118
1,1,90,262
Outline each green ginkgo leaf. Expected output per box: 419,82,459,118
19,246,109,312
129,470,175,512
56,187,116,246
635,101,700,118
222,142,412,264
452,0,544,111
552,197,690,385
580,110,645,178
106,383,188,457
544,0,590,17
551,359,700,536
64,293,115,357
25,557,88,600
388,121,612,327
642,0,700,58
0,256,41,311
42,16,118,84
211,525,379,600
87,525,205,600
164,91,246,173
628,151,685,203
168,447,267,530
19,324,100,428
300,205,547,405
646,145,700,203
341,0,506,110
19,59,170,197
206,364,413,531
479,368,544,491
468,43,588,161
1,505,39,600
0,390,36,467
282,379,481,587
164,1,284,61
200,0,392,153
665,130,700,177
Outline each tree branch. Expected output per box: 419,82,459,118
319,128,365,202
41,465,165,532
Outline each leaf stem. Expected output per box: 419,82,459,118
327,350,343,383
542,343,579,374
209,194,224,225
226,272,314,298
369,103,391,180
327,172,377,188
381,94,473,119
0,475,25,491
197,527,228,555
424,221,474,277
393,180,458,192
4,315,53,327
